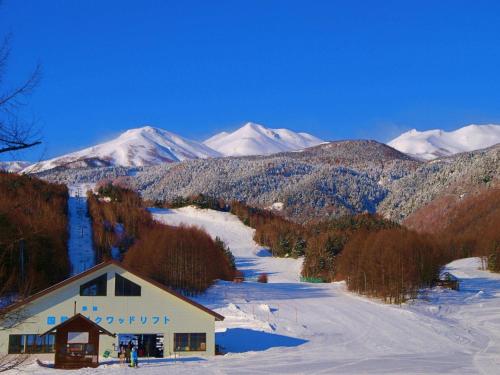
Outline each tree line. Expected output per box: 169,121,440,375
322,188,500,302
0,172,69,297
87,184,236,293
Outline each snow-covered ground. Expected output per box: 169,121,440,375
14,206,500,374
67,184,95,275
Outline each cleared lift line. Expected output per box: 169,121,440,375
67,184,95,276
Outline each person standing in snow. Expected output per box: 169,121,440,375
125,342,131,364
130,346,139,368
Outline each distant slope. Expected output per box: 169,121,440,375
35,140,499,223
130,140,418,222
404,186,500,234
379,144,500,222
23,126,221,173
388,124,500,160
0,161,32,173
38,140,417,222
204,122,324,156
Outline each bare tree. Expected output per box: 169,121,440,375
0,33,42,154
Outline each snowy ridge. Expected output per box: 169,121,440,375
0,161,32,173
21,123,325,173
204,122,325,156
388,124,500,160
23,126,221,173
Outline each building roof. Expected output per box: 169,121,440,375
1,260,224,321
40,313,116,337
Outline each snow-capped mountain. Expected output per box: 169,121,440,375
388,124,500,160
204,122,325,156
23,126,221,173
0,161,32,173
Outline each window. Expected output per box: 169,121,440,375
174,333,206,352
80,273,107,296
8,334,55,354
115,273,141,296
8,335,25,354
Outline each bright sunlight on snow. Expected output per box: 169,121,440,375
15,207,500,374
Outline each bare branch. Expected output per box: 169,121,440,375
0,31,43,154
0,34,12,85
0,354,30,373
0,63,42,109
0,116,42,154
0,140,41,153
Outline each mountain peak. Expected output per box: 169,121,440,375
203,123,323,157
241,122,262,130
23,125,221,173
121,125,166,137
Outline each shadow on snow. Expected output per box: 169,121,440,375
217,328,308,353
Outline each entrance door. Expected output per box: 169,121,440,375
118,334,164,358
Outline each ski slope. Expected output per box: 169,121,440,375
15,206,500,374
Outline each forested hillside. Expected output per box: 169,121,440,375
379,144,499,221
335,187,500,302
36,142,499,225
0,173,69,297
406,187,500,271
37,141,418,222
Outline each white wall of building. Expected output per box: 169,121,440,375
0,263,218,357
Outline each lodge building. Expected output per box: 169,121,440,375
0,260,223,366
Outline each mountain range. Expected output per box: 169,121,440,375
37,139,499,224
387,124,500,160
6,122,500,174
22,123,324,173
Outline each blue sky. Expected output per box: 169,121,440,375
1,0,500,161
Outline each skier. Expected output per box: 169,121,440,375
130,346,139,368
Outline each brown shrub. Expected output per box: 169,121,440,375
123,224,235,293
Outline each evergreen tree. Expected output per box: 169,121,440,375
291,237,306,258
